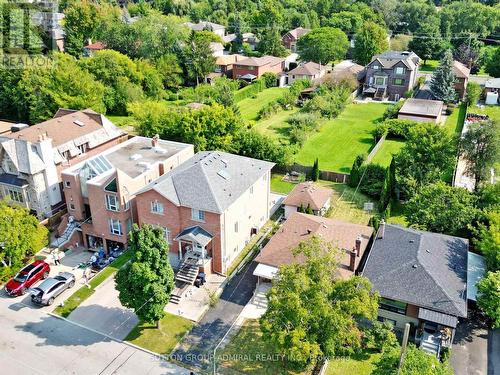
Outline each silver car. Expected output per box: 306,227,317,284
30,272,75,306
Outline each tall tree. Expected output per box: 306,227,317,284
182,31,216,85
155,53,184,90
430,50,457,103
257,26,288,58
405,181,478,236
115,224,174,327
0,201,48,269
453,38,484,74
485,47,500,78
311,158,320,181
459,120,500,188
260,237,379,370
477,271,500,329
63,0,99,57
353,22,389,65
473,209,500,272
408,20,445,65
297,27,349,65
394,122,455,198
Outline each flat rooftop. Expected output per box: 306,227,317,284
399,98,444,117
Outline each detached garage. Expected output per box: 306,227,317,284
398,98,444,123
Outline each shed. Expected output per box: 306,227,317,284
398,98,444,123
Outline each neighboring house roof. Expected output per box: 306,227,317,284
235,55,284,67
283,182,332,210
284,27,311,40
485,77,500,89
288,62,327,77
255,212,373,279
223,33,257,44
84,41,106,50
138,151,275,214
0,121,13,134
362,224,468,318
453,61,471,79
331,60,365,80
215,54,245,66
185,21,225,32
185,102,206,110
209,42,224,52
369,51,420,71
398,98,444,117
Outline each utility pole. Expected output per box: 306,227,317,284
397,323,411,374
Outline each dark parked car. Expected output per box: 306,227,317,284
30,272,75,306
4,260,50,296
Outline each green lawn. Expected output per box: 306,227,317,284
107,115,138,135
54,251,132,317
371,139,405,167
218,319,307,375
238,87,289,121
444,103,466,136
253,107,299,143
419,60,439,73
326,348,382,375
295,103,388,173
126,313,193,355
270,173,297,194
469,104,500,123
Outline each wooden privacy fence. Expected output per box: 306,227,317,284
277,164,350,183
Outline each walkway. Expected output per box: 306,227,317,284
172,261,259,370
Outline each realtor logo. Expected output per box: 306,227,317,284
1,0,60,69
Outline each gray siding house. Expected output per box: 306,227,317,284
363,51,420,101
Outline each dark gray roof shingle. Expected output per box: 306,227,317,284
362,224,468,317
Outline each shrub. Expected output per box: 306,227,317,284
417,76,426,87
466,82,481,106
372,123,388,141
382,100,404,120
234,78,266,102
349,153,366,187
302,84,351,118
359,163,387,198
290,127,308,146
383,119,416,139
258,100,281,119
287,112,319,131
404,89,413,98
365,321,398,351
446,105,455,115
262,72,278,88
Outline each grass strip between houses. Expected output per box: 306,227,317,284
54,251,132,318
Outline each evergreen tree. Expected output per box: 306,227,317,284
430,50,457,103
305,204,314,215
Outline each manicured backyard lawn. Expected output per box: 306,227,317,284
295,103,388,173
444,103,466,136
270,173,297,194
326,348,382,375
469,104,500,123
126,313,193,355
253,107,299,143
419,60,439,73
218,319,307,375
238,87,289,121
371,139,405,167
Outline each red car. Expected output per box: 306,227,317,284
4,260,50,296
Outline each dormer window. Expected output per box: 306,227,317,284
394,67,405,75
373,65,380,70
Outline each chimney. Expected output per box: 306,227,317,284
349,249,356,272
355,236,362,257
378,219,385,239
151,134,159,148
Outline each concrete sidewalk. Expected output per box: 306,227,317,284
67,276,139,340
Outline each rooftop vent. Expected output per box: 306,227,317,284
137,161,151,170
153,146,167,154
130,154,142,161
10,123,29,133
73,120,85,127
412,264,418,269
217,169,231,180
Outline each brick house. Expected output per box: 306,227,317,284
363,51,420,101
281,27,310,52
254,212,373,281
452,60,470,100
0,109,126,218
135,151,274,275
213,54,246,79
284,62,331,86
232,56,285,81
362,222,469,355
60,136,194,252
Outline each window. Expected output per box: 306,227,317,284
151,200,164,214
393,78,405,86
380,298,407,315
234,221,239,233
375,77,385,86
373,65,380,70
64,181,71,188
394,67,405,75
78,143,89,154
105,194,118,211
191,209,205,221
8,189,23,203
69,203,76,210
164,227,171,243
250,186,254,194
104,179,118,193
109,219,122,235
126,218,132,234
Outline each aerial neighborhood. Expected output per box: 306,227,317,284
0,1,499,374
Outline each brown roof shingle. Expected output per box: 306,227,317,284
255,212,373,279
283,182,332,210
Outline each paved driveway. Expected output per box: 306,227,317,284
488,329,500,375
67,276,139,340
173,261,258,370
0,290,189,374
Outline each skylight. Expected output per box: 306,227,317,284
217,169,231,180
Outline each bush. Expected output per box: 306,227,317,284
359,163,387,198
372,123,388,141
364,321,398,351
404,89,413,98
446,105,455,115
383,119,416,139
466,82,481,106
382,100,404,120
349,153,366,187
262,72,278,88
289,127,308,146
302,84,351,118
258,100,281,119
287,112,319,131
234,79,266,102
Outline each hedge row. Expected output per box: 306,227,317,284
234,79,267,102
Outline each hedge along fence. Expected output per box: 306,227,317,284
234,78,267,102
288,163,350,183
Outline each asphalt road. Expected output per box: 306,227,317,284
172,261,258,370
0,291,189,374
